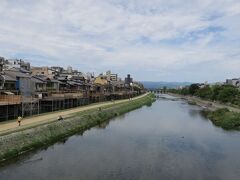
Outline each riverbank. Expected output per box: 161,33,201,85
168,93,240,112
168,93,240,130
202,108,240,130
0,93,155,162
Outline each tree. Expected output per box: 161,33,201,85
211,85,222,100
180,87,190,95
195,85,213,99
217,85,239,103
163,86,167,93
189,84,200,95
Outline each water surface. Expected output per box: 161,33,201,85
1,94,240,180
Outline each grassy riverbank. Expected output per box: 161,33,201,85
168,84,240,108
168,93,217,111
203,109,240,130
0,93,155,162
187,101,197,105
169,93,240,130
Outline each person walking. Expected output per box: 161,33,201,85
17,116,22,126
58,115,63,121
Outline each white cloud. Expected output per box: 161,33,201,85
0,0,239,82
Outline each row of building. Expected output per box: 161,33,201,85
225,78,240,87
175,77,240,90
0,57,145,121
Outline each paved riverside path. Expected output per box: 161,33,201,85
0,93,148,135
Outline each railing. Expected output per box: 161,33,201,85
21,96,39,103
0,91,138,104
44,92,84,100
0,95,21,105
89,91,138,97
111,91,137,95
90,92,104,97
44,90,85,94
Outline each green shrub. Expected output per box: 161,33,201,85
204,108,240,129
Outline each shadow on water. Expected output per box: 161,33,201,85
95,120,111,129
145,102,153,107
188,109,204,118
0,134,72,168
0,148,44,169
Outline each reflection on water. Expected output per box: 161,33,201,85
1,94,240,180
188,109,202,117
96,120,110,129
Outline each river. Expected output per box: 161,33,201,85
1,94,240,180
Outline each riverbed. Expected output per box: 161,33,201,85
1,94,240,180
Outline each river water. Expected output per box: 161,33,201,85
1,94,240,180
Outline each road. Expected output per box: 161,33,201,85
0,93,148,136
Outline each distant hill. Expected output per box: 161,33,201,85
141,81,192,90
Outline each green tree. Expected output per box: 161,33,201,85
189,84,200,95
180,87,190,95
217,85,239,103
211,85,222,100
163,86,167,93
196,85,213,99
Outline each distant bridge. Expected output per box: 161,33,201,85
148,89,166,94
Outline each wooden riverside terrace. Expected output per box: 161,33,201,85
0,90,140,122
0,95,21,105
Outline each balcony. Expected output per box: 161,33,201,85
0,95,21,105
43,91,84,100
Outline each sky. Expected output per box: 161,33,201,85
0,0,240,82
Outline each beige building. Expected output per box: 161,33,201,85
31,67,56,79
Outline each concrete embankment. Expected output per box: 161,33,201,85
0,93,155,162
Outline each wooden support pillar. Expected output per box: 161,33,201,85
52,99,53,112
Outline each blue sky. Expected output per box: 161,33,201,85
0,0,240,82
